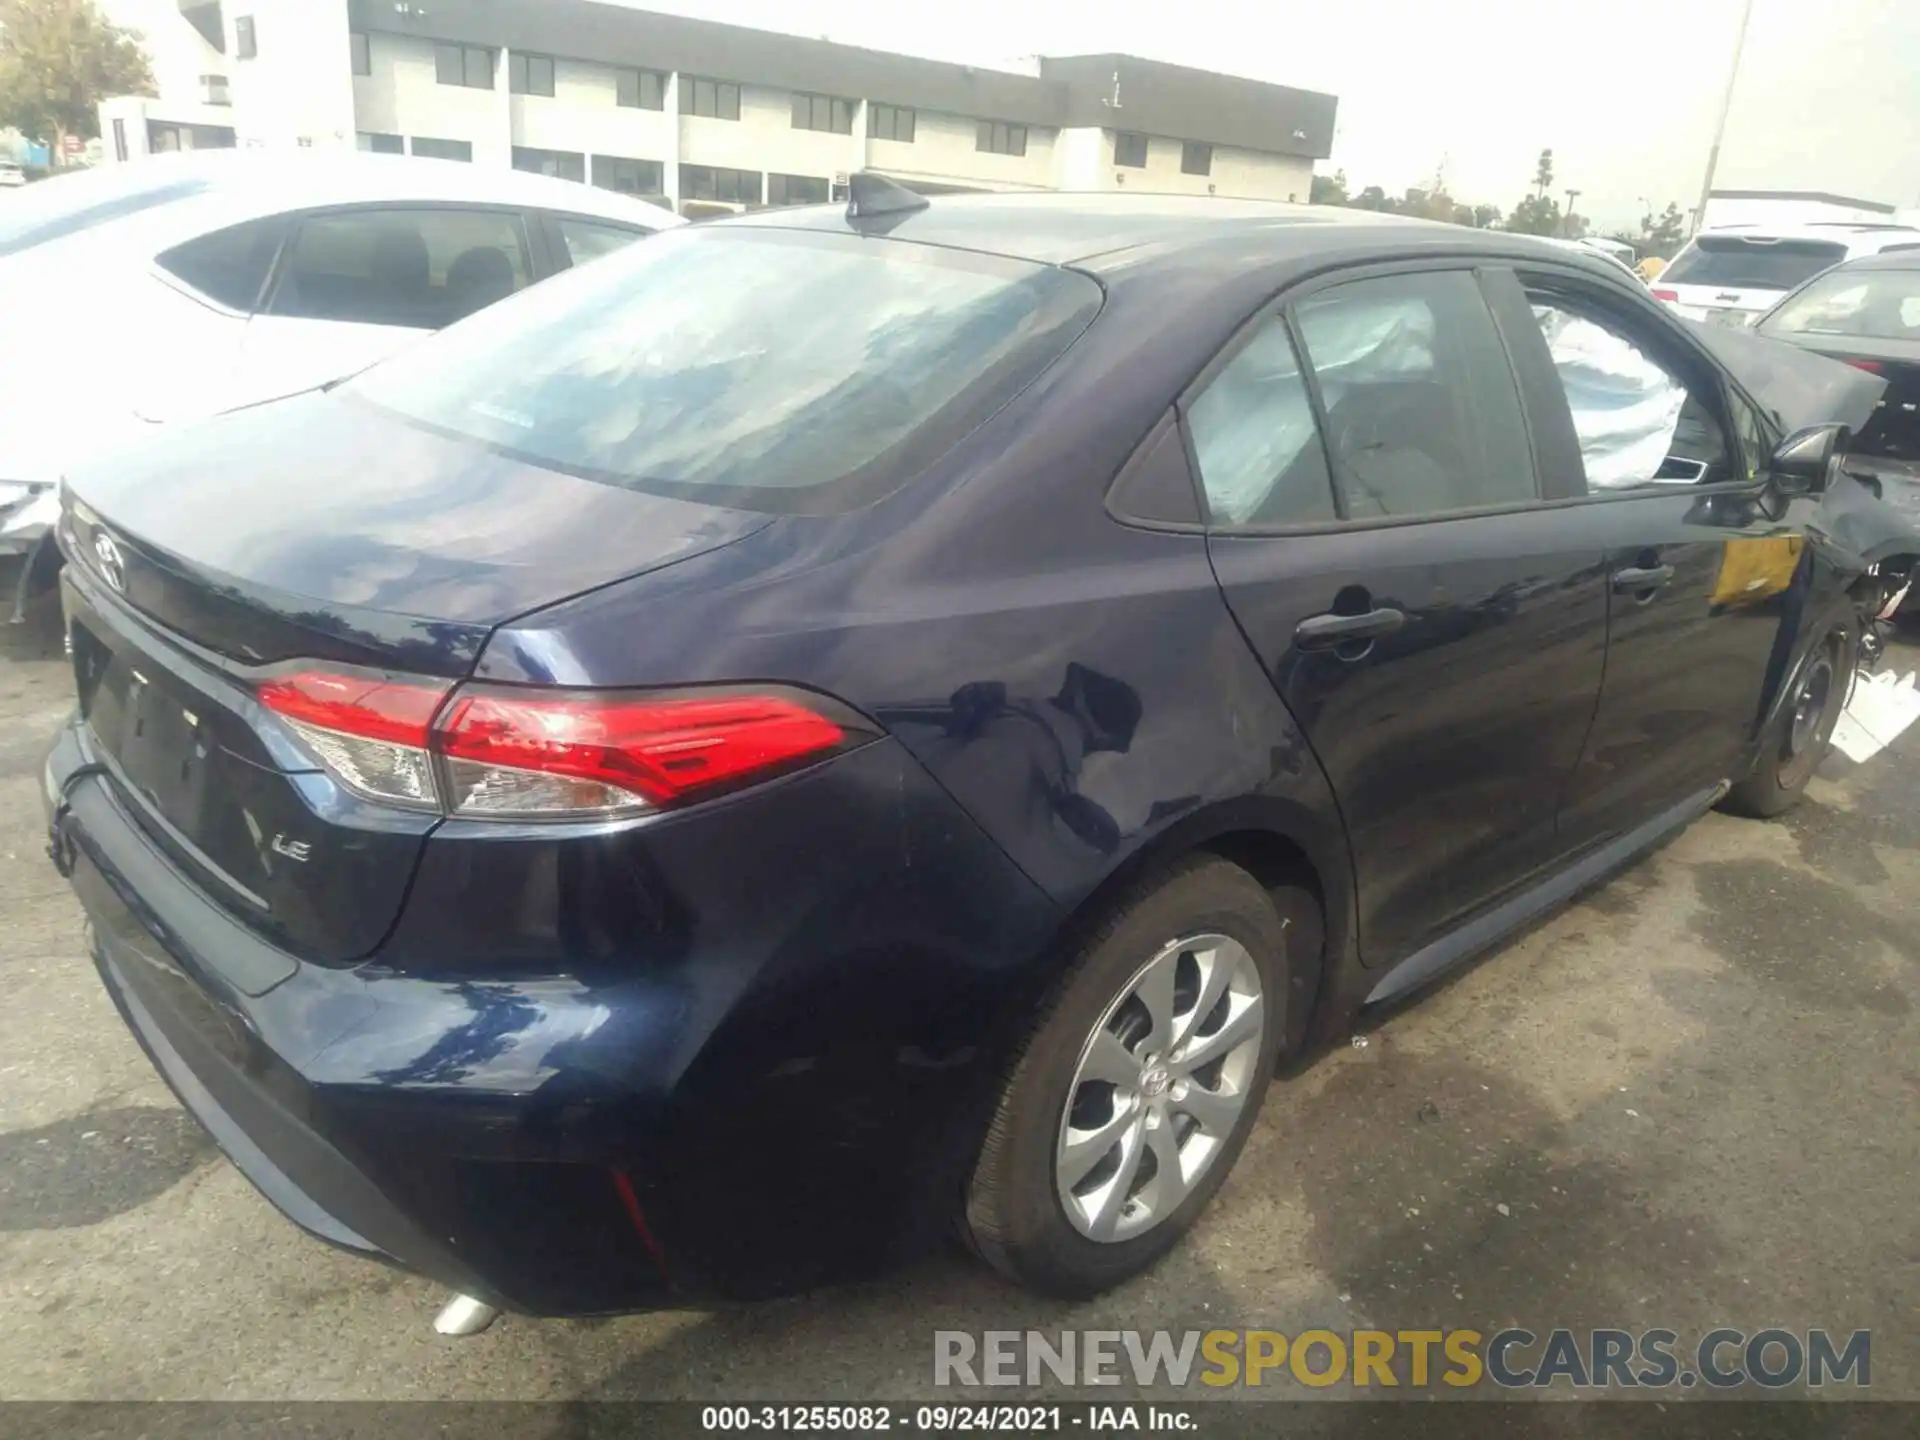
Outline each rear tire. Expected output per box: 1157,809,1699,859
963,855,1310,1297
1722,622,1852,818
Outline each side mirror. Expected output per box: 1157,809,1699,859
1769,424,1848,496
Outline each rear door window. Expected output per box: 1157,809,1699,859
156,216,288,311
1663,237,1847,290
552,216,648,267
1293,270,1536,518
1185,317,1335,525
350,228,1102,513
267,207,532,328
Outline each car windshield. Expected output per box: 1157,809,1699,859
0,164,210,259
350,227,1103,513
1760,266,1920,342
1662,236,1849,290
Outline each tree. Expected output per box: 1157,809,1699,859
1309,168,1349,206
1471,203,1504,230
1532,148,1555,199
0,0,154,160
1351,184,1392,212
1641,201,1687,258
1507,194,1562,236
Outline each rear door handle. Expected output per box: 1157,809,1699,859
1612,564,1675,594
1294,607,1406,650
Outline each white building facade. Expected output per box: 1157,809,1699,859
101,1,1336,213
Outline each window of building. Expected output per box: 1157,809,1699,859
1114,131,1148,168
591,154,663,196
1181,141,1212,176
508,53,555,97
111,118,128,163
269,207,530,329
1293,270,1536,519
1188,317,1336,526
410,136,473,162
615,68,665,110
976,120,1027,157
200,73,230,105
435,43,493,90
679,164,760,205
767,173,830,207
681,77,741,121
233,16,257,59
156,216,287,313
868,103,915,143
357,132,404,155
512,147,586,183
554,218,648,266
350,31,370,76
791,92,854,134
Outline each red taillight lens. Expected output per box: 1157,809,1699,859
437,690,849,817
258,669,450,810
1845,357,1885,374
1651,288,1680,303
258,667,859,819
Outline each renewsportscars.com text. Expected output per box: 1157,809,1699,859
933,1328,1870,1390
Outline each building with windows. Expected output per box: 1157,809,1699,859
100,1,1336,213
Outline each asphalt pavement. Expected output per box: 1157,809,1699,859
1,608,1915,1403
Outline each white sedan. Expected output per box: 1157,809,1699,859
0,149,679,569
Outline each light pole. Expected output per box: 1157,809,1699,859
1695,0,1758,234
1564,189,1581,237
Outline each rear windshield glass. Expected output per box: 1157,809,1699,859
1663,236,1847,291
1760,266,1920,343
0,166,209,259
351,227,1103,513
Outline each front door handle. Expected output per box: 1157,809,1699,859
1294,607,1406,650
1612,564,1675,595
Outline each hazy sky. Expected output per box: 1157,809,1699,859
107,0,1920,231
628,0,1920,231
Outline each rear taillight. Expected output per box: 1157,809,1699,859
1845,358,1885,374
258,667,866,820
1651,288,1679,303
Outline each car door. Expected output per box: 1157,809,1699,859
1195,263,1610,968
231,204,539,408
1499,265,1806,849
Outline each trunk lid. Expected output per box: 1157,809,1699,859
60,389,772,964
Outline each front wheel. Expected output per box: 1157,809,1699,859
963,855,1311,1297
1721,622,1852,818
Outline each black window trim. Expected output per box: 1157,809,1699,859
1103,407,1210,535
1173,256,1552,537
1509,259,1777,508
257,202,540,328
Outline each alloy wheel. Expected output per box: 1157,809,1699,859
1054,933,1265,1242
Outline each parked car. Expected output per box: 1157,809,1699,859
1650,223,1920,327
41,185,1895,1317
0,148,678,609
1753,250,1920,487
0,160,26,188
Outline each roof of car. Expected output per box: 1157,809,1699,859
0,148,679,261
721,190,1614,276
1690,222,1920,252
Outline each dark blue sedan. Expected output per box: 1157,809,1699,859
42,181,1891,1317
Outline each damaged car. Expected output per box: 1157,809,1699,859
38,185,1909,1320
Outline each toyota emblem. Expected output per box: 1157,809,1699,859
93,531,127,594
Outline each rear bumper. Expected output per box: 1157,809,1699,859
45,716,1060,1313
